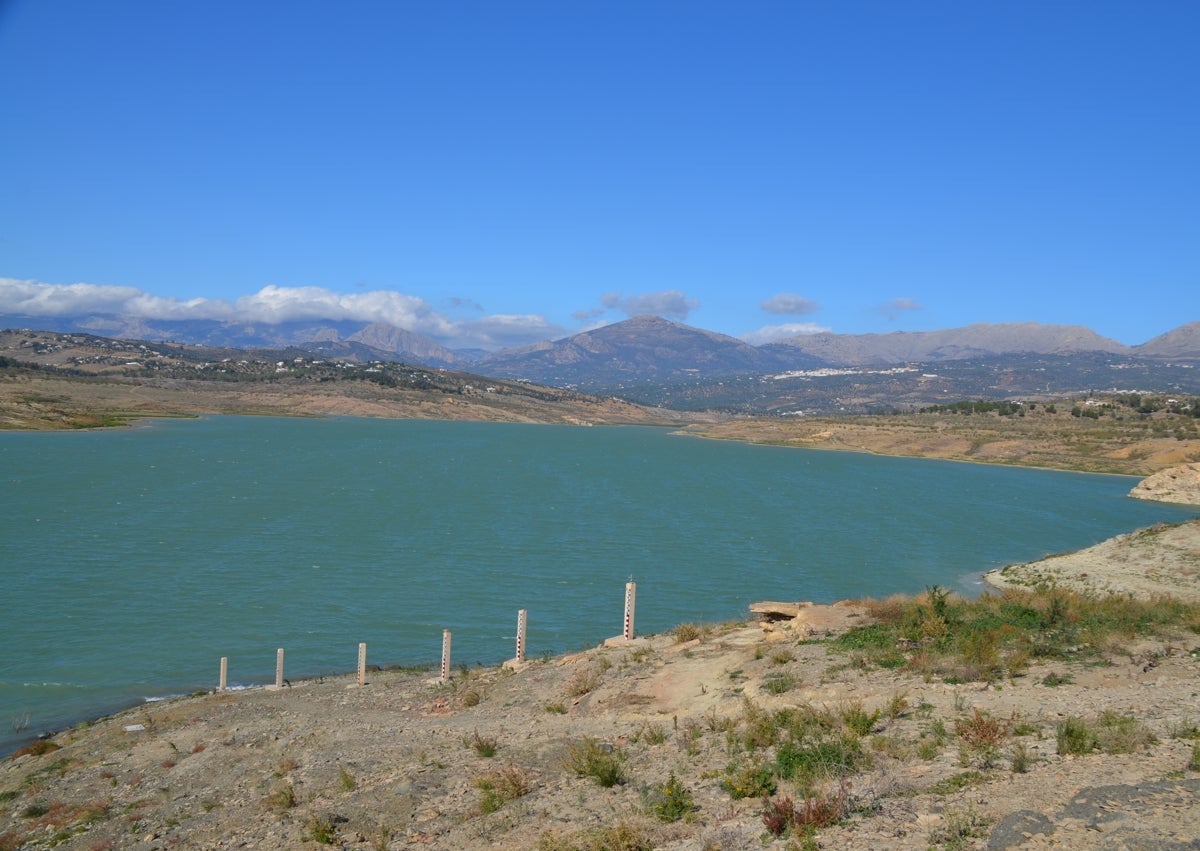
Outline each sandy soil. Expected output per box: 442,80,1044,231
985,519,1200,602
5,562,1200,850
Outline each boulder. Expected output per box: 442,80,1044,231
1129,463,1200,506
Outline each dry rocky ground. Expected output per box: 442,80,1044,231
5,531,1200,851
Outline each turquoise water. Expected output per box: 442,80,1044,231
2,415,1197,753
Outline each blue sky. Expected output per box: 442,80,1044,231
1,1,1197,350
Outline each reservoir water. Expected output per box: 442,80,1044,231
2,415,1197,754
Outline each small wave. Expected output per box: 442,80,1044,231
20,682,88,689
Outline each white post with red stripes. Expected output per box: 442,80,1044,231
440,629,452,682
275,648,284,688
356,642,367,687
623,581,637,641
515,609,528,663
218,656,227,692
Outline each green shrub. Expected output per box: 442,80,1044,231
564,738,626,787
721,754,776,799
1094,711,1156,754
775,736,866,788
649,772,695,822
763,672,798,694
1056,716,1097,755
475,765,532,814
839,701,882,737
305,814,337,845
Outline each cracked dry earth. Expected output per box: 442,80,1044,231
4,606,1200,850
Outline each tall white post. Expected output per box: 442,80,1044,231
440,629,452,682
275,648,285,688
218,656,228,692
357,642,367,687
515,609,528,663
623,581,637,641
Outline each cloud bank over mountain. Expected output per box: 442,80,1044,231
0,279,564,350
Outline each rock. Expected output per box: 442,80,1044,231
1130,463,1200,505
748,601,806,620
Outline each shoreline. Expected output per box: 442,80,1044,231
12,509,1199,762
6,585,1200,850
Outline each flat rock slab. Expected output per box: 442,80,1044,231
988,778,1200,850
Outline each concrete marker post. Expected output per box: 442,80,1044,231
357,642,367,687
218,656,227,692
440,629,451,682
275,648,285,689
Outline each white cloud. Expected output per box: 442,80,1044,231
760,293,819,315
598,289,699,321
740,322,831,346
0,278,227,319
0,278,562,350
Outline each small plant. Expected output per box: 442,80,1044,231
634,721,666,745
21,802,50,818
474,765,532,814
776,736,866,787
1056,716,1097,755
305,814,338,845
721,754,776,799
338,767,356,791
467,729,498,758
461,689,481,707
887,691,910,719
917,738,942,760
564,738,626,787
1094,711,1156,753
545,702,566,714
565,667,601,697
11,740,61,759
1189,741,1200,772
476,781,505,815
928,771,986,796
770,649,795,665
673,623,702,643
840,700,882,737
761,794,797,837
928,805,991,849
1009,741,1031,773
537,821,654,851
263,783,296,810
763,672,797,694
956,709,1010,769
678,719,703,756
1168,718,1200,740
761,783,850,836
649,772,695,822
1040,672,1072,687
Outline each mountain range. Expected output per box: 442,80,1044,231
4,311,1199,413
